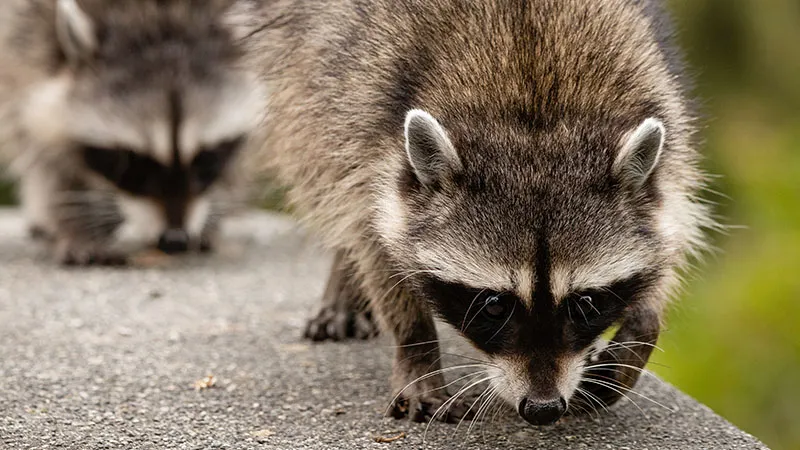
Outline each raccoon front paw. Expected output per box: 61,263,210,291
389,386,475,423
303,305,379,341
56,242,128,267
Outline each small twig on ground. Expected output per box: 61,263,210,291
373,431,407,443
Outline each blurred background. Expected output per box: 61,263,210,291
1,0,798,448
653,1,800,449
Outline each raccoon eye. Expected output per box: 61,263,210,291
482,294,509,320
81,145,164,196
190,136,243,192
572,294,601,317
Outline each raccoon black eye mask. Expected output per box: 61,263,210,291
254,0,710,427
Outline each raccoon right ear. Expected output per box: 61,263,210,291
404,109,462,187
613,118,665,190
56,0,97,63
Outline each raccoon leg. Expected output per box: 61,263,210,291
381,294,476,423
353,258,473,422
304,250,379,341
574,302,661,409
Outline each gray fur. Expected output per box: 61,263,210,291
249,0,713,423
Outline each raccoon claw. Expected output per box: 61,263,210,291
389,391,475,423
304,306,379,341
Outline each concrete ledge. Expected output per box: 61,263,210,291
0,211,766,449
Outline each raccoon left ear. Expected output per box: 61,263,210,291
56,0,98,63
613,118,665,190
404,109,462,187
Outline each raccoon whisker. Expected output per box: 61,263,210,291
569,392,596,418
574,301,589,324
578,377,649,418
438,352,499,368
567,399,591,418
467,383,503,440
586,366,642,383
583,362,648,374
56,213,121,227
462,300,490,331
423,375,498,443
399,347,444,369
57,200,117,208
454,381,496,441
389,339,448,349
56,210,121,221
384,364,492,417
486,301,516,343
580,387,608,416
422,370,492,400
584,299,601,315
598,286,629,307
386,269,440,280
600,345,648,365
461,288,488,332
601,341,665,365
487,386,510,430
568,394,593,417
574,386,609,416
57,218,120,235
377,271,425,305
586,364,672,386
581,376,675,413
567,388,599,416
605,340,665,353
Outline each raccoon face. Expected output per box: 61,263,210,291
22,0,264,250
377,109,669,424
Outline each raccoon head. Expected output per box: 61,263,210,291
377,109,671,425
22,0,265,251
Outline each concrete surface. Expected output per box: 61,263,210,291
0,210,766,449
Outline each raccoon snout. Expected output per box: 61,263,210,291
158,229,189,254
518,396,567,426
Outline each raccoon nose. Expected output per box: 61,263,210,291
518,396,567,426
158,229,189,254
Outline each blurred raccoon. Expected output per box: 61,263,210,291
251,0,714,426
0,0,265,264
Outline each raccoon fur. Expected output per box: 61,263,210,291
0,0,265,264
249,0,712,425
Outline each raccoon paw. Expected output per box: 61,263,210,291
56,243,128,267
389,389,475,423
303,305,379,341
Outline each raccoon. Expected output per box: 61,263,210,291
251,0,712,425
0,0,265,264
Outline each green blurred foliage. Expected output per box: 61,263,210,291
0,1,797,448
652,2,800,449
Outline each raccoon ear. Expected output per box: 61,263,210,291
404,109,462,187
613,118,665,190
56,0,97,63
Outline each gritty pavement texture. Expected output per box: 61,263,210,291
0,210,766,449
